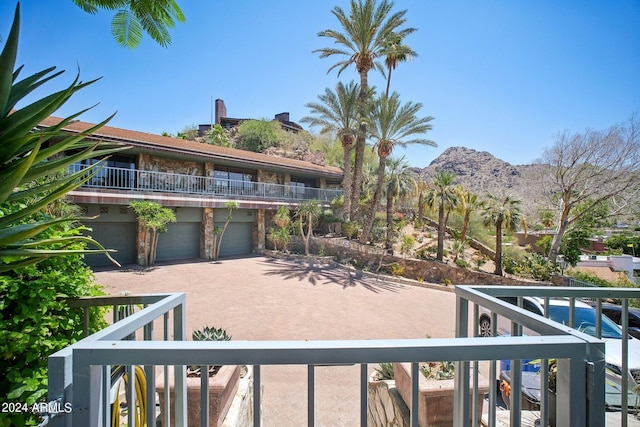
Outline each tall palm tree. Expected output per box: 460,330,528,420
301,81,361,221
384,157,416,250
454,185,480,243
415,178,429,222
72,0,186,48
482,194,522,276
425,171,457,261
315,0,416,220
383,31,417,97
361,92,435,243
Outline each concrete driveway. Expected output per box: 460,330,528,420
95,255,457,426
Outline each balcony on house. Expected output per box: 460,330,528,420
42,285,640,427
67,163,343,204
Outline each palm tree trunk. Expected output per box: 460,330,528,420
495,221,503,276
461,212,470,243
350,70,369,220
385,67,393,97
361,155,387,243
342,140,353,222
437,202,445,261
386,191,394,250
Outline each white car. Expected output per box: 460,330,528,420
478,296,640,385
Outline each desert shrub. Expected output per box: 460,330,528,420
342,221,359,239
514,253,558,281
0,218,107,427
536,235,553,256
386,262,404,276
400,235,415,256
455,258,471,268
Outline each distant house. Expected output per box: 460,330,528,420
39,116,342,267
198,99,303,136
576,255,640,285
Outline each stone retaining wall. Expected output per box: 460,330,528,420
286,236,547,287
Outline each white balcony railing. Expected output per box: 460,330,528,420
67,164,343,203
45,285,640,427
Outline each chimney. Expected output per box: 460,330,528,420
275,112,290,123
215,99,227,125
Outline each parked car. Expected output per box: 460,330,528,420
478,296,640,385
601,304,640,340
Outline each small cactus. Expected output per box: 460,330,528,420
192,326,232,341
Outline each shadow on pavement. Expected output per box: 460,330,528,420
260,258,408,294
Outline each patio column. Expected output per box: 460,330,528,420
201,207,214,260
255,209,266,251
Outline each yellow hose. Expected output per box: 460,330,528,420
111,365,147,427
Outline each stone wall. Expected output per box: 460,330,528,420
257,170,283,185
138,153,205,176
368,379,409,427
294,236,547,287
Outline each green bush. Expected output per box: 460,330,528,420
400,235,415,256
0,217,106,427
386,262,404,277
236,119,280,152
455,258,471,269
514,253,558,282
342,221,359,239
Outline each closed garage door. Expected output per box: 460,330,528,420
84,222,137,267
156,222,200,261
219,222,252,257
155,207,202,262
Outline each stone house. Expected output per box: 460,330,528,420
39,116,343,266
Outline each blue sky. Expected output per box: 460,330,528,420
2,1,639,167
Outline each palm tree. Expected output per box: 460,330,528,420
415,179,429,223
384,157,416,250
383,31,417,97
454,186,480,243
301,81,361,221
72,0,186,48
482,194,522,276
425,171,458,261
361,92,435,243
315,0,416,220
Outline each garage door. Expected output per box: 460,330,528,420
219,222,252,257
84,222,137,267
156,222,200,261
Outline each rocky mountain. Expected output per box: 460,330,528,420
414,146,545,217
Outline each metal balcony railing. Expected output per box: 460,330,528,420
45,285,640,427
67,164,343,203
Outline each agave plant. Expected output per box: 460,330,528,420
0,4,125,272
188,326,232,377
192,326,232,342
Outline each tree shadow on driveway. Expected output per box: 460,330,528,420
260,258,408,293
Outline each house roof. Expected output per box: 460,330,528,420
38,116,343,180
573,266,630,284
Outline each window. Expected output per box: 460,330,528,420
214,167,256,195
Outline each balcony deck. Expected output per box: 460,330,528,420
45,257,640,426
68,164,342,206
